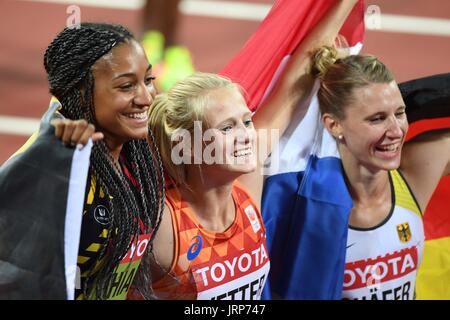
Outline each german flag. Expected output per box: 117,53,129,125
401,73,450,299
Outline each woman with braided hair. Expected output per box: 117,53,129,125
43,22,165,299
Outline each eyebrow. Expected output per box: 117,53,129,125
113,64,153,80
217,111,253,125
364,106,406,119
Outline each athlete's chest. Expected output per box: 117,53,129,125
343,206,424,300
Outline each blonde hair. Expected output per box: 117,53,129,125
148,72,242,185
311,46,395,119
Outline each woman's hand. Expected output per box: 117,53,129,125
51,119,104,149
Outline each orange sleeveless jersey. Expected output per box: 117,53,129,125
152,181,270,300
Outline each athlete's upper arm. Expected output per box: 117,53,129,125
400,130,450,210
150,203,175,282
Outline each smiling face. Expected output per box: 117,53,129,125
334,81,408,172
92,40,156,149
200,87,257,177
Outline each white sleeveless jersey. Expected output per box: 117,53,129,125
343,170,424,300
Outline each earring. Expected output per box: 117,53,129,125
338,134,343,140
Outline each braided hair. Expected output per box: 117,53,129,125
44,23,164,299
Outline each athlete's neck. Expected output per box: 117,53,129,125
181,168,236,232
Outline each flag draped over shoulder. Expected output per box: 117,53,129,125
0,99,91,299
220,0,365,300
400,73,450,299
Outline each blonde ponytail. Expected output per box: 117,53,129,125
311,46,338,80
311,45,395,119
148,93,180,182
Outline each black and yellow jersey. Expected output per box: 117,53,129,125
75,158,152,300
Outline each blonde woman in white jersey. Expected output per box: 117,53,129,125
311,47,450,300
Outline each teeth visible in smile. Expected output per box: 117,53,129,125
126,112,147,120
233,148,252,157
378,144,399,152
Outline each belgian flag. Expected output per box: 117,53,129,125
0,99,91,299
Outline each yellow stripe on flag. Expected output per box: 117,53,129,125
8,97,63,160
416,236,450,299
9,131,39,159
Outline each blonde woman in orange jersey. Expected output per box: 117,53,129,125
128,0,359,300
